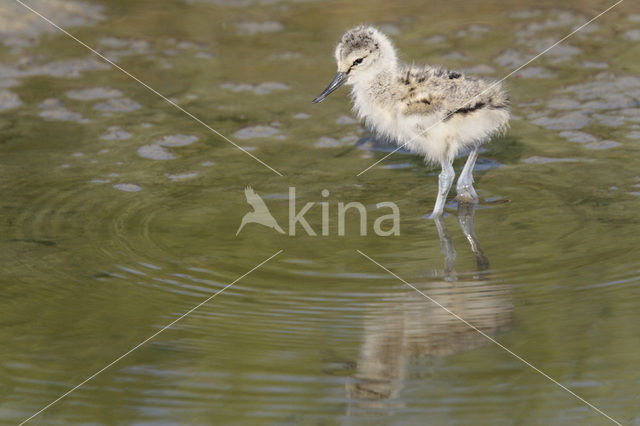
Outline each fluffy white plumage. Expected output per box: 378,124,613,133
313,25,510,217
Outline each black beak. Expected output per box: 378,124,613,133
312,72,347,103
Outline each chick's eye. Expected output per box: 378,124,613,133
353,58,364,66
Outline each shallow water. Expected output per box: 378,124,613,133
1,0,640,424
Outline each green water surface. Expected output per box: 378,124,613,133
1,0,640,424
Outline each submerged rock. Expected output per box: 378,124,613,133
234,125,280,139
38,98,88,123
98,37,150,59
580,61,608,69
93,97,141,112
508,10,542,19
624,30,640,41
268,51,301,60
525,39,581,59
593,113,626,127
566,75,640,103
67,87,123,100
462,64,495,75
533,112,590,130
113,183,142,192
0,90,22,111
0,0,104,48
548,98,581,110
315,136,341,148
220,81,289,95
467,24,490,34
0,78,19,88
24,57,108,78
157,134,198,147
584,140,620,150
235,21,283,35
558,131,597,144
137,144,176,160
516,67,556,79
166,172,198,181
253,82,289,95
336,115,357,125
100,126,132,140
494,49,527,68
516,11,583,37
195,51,215,59
443,51,467,61
424,34,445,44
341,135,359,144
377,23,400,36
524,156,580,164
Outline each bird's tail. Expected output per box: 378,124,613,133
236,217,247,236
272,222,285,234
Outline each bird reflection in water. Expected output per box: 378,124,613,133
346,202,512,413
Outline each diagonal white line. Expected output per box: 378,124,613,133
356,249,622,426
356,0,625,176
18,250,283,425
14,0,284,177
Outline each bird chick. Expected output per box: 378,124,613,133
313,25,510,218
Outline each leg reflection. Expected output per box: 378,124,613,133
433,201,488,281
347,203,511,415
433,215,456,281
457,202,490,272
